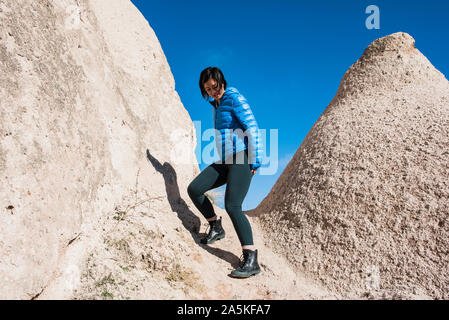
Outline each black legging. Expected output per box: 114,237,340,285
187,149,254,246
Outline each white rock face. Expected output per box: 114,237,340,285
250,32,449,299
0,0,199,299
0,0,335,301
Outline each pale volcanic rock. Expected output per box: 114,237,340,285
2,0,446,300
0,0,199,299
250,32,449,299
0,0,334,300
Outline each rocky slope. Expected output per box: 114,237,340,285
0,0,199,299
249,32,449,299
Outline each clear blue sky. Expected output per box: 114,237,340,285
131,0,449,210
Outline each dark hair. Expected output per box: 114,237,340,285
199,67,227,100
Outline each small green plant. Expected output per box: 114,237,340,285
96,274,116,299
113,209,126,221
120,265,131,272
165,263,183,282
95,274,115,287
165,262,200,293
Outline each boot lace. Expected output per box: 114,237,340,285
238,253,246,268
203,222,211,236
203,218,219,236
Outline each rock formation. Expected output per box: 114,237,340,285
0,0,199,299
0,0,334,301
250,32,449,299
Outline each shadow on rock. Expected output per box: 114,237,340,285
197,238,241,270
146,149,201,241
145,149,240,268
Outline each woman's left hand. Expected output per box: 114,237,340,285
251,169,257,176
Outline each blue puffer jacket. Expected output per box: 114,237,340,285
208,87,263,171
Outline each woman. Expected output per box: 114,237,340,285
187,67,263,278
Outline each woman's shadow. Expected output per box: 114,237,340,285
145,149,240,269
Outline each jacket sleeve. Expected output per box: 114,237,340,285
231,93,263,171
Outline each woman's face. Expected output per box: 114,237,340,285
204,78,225,100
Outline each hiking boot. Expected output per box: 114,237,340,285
200,217,225,244
230,249,261,278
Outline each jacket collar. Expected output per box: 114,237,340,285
208,87,236,108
